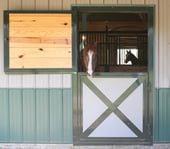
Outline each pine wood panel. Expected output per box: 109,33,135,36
10,48,71,58
10,58,71,68
9,13,72,69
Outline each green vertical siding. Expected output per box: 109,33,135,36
1,87,170,143
9,89,23,142
154,88,170,143
63,89,72,142
36,89,50,142
49,89,63,142
23,89,36,142
0,88,72,143
0,89,9,141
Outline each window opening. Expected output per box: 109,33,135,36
77,12,148,72
117,48,138,65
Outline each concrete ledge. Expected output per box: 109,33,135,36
0,144,170,149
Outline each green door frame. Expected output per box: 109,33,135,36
72,5,155,145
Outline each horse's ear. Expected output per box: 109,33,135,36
127,50,131,53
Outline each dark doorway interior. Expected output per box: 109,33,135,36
77,12,148,72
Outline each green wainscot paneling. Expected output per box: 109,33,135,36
154,88,170,143
0,88,72,143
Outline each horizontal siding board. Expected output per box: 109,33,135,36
22,75,36,88
0,89,9,142
49,75,62,88
9,75,22,88
35,75,49,88
9,89,22,142
63,74,72,88
23,89,36,142
63,89,72,143
50,89,63,142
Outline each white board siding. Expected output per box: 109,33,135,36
49,0,63,10
35,0,49,10
104,0,118,4
132,0,144,4
118,0,131,4
22,0,36,10
22,75,36,88
8,0,22,10
90,0,104,4
0,1,7,86
76,0,90,4
0,0,8,10
158,0,169,87
62,0,76,10
167,1,170,87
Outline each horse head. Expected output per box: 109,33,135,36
124,50,138,65
83,42,97,77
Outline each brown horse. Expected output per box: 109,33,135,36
124,50,139,65
83,42,97,77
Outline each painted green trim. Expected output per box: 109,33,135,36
0,88,72,143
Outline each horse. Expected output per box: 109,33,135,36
83,42,97,77
124,50,139,65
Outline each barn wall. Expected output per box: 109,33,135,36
0,0,170,145
0,0,73,143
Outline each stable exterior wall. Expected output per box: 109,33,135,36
0,0,170,147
